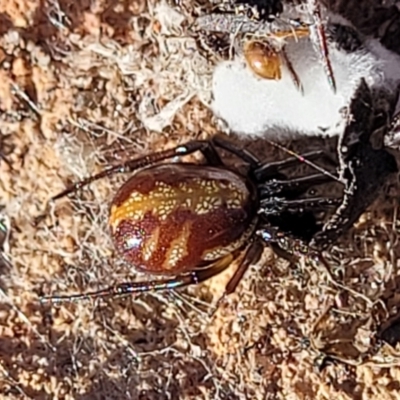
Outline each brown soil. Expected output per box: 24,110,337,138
1,1,400,399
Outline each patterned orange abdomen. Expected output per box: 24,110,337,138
109,164,258,274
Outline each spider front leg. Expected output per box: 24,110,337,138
260,196,341,214
258,173,337,198
258,170,343,244
212,136,337,181
253,149,336,181
51,140,225,201
52,136,272,203
260,196,341,243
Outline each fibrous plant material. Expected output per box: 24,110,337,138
208,6,400,138
1,1,400,399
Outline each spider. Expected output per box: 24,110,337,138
41,79,399,304
41,136,341,304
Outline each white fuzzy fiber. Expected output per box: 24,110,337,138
212,30,400,139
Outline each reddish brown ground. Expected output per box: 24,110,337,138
1,1,400,399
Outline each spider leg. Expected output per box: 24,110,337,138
259,172,336,198
213,239,264,311
253,150,334,180
210,137,333,176
51,140,223,201
207,137,336,200
200,140,224,166
260,197,341,214
256,224,307,261
41,252,240,304
42,241,264,305
211,135,261,166
269,242,299,263
222,239,263,296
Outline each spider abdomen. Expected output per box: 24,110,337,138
109,164,258,274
